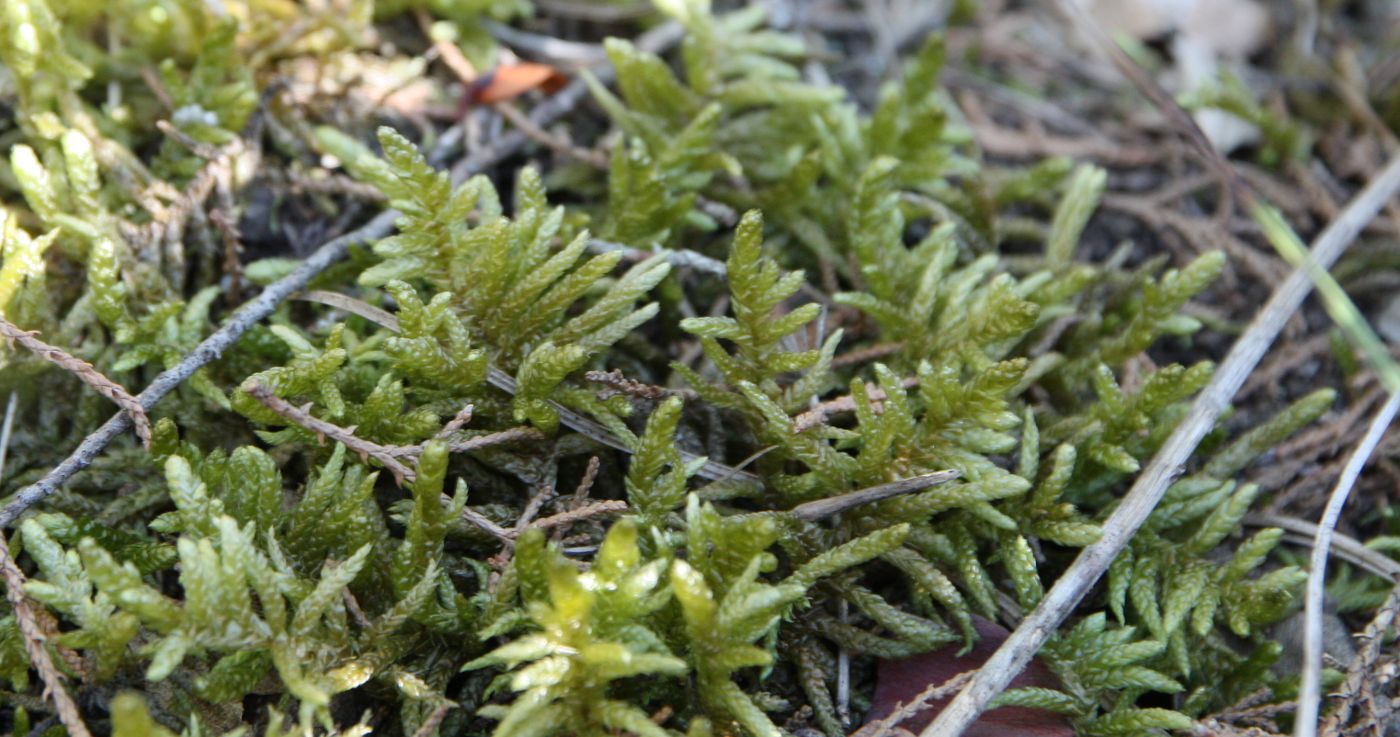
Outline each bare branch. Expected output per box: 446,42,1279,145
524,500,627,534
792,377,918,433
788,471,960,522
0,537,93,737
242,381,416,485
0,318,151,449
1294,391,1400,737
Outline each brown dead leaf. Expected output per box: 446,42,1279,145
860,616,1074,737
467,62,569,105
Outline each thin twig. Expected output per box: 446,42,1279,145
463,506,514,542
1245,513,1400,580
586,239,730,277
0,536,93,737
493,101,609,168
514,483,556,535
435,404,475,438
439,426,546,456
792,378,919,433
0,393,16,481
243,381,416,485
788,471,959,522
0,318,151,449
1294,392,1400,737
522,500,628,535
855,672,977,737
921,151,1400,737
573,456,600,503
585,369,698,401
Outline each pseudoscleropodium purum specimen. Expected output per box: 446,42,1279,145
0,0,1364,735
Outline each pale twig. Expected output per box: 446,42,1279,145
493,101,609,169
435,404,475,438
463,505,513,542
0,65,599,527
0,392,16,480
573,456,601,503
788,471,959,522
921,152,1400,737
792,378,919,433
1245,513,1400,580
586,239,729,277
585,368,698,401
0,536,93,737
0,318,151,449
1294,392,1400,737
522,500,628,535
514,483,555,535
242,381,416,485
438,427,545,456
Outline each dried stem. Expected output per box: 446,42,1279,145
1245,513,1400,579
410,702,454,737
0,318,151,449
523,500,627,535
435,403,475,438
585,369,698,401
792,377,919,433
854,671,976,737
242,381,416,485
1294,391,1400,737
788,471,959,522
0,393,17,481
0,536,93,737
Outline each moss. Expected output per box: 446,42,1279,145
0,0,1354,735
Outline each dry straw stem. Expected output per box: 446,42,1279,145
0,536,92,737
788,470,960,522
922,151,1400,737
0,318,152,449
0,37,632,528
1293,391,1400,737
1245,513,1400,580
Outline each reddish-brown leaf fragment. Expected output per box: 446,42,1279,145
467,62,568,105
861,616,1074,737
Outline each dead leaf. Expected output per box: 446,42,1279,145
860,616,1074,737
467,62,569,105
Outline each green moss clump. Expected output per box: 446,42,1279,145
0,0,1357,735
